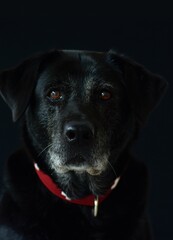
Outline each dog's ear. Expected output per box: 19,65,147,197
107,51,168,126
0,57,42,122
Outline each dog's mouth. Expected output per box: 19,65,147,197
49,154,107,176
59,165,103,176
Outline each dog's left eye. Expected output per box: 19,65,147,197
47,90,63,101
100,90,112,101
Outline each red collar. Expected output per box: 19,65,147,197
34,163,120,211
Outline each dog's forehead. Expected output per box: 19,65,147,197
38,51,118,88
45,51,105,74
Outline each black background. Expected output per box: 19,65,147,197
0,1,172,239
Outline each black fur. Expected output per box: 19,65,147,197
0,50,168,240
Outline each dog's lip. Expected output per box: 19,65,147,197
52,154,106,175
56,164,103,176
86,168,102,175
70,166,102,175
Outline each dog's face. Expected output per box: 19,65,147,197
0,50,168,197
25,51,131,177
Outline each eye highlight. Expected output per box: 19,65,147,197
47,89,63,101
100,90,112,101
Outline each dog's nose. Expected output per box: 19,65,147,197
64,121,94,143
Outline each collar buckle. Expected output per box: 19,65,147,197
93,195,99,217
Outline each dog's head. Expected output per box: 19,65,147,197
0,50,168,197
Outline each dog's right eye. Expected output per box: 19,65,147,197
99,90,112,101
47,89,63,102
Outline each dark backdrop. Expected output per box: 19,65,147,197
0,1,172,240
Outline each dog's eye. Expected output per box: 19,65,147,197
47,90,63,101
100,90,112,101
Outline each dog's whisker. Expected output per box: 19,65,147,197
106,160,117,178
37,144,53,157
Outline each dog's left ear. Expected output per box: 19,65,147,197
0,57,42,122
108,51,168,126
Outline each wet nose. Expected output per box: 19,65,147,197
64,121,94,143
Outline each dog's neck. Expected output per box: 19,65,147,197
34,162,120,216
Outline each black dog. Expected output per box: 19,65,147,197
0,50,167,240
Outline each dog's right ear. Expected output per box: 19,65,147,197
0,57,42,122
0,50,61,122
